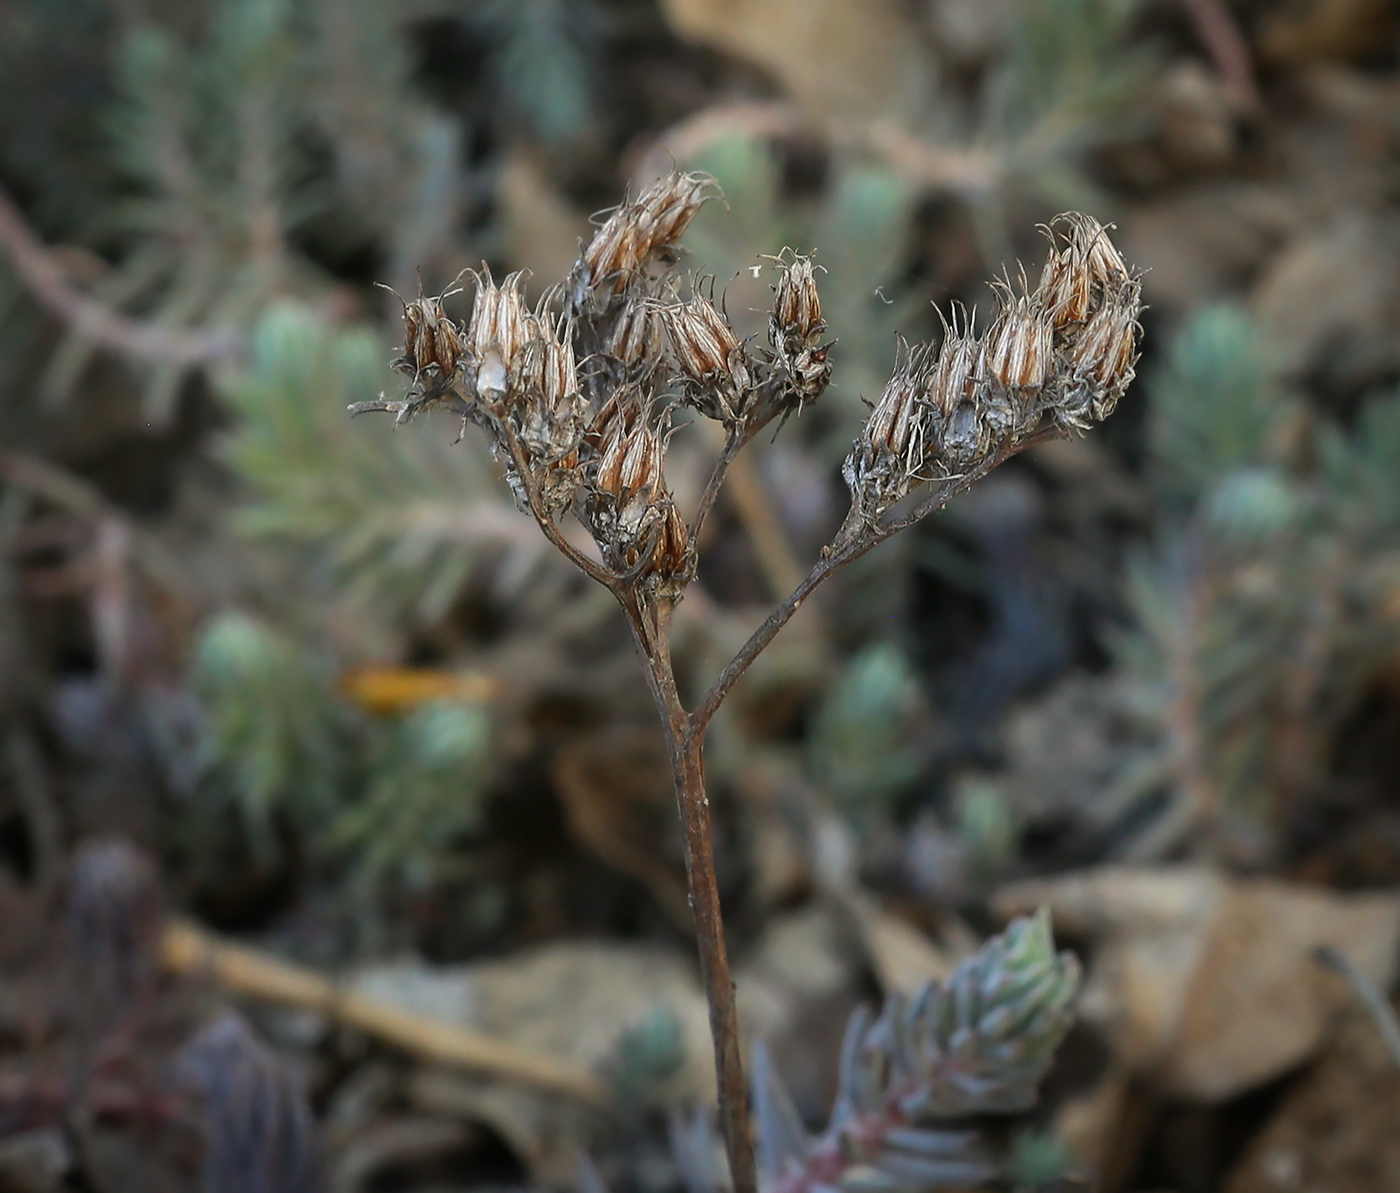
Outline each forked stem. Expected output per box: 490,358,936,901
621,597,757,1193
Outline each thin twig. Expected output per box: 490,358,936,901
160,919,610,1105
689,431,1059,733
1178,0,1260,112
495,417,616,589
0,451,193,598
692,421,804,597
690,424,746,545
1313,945,1400,1072
0,186,242,369
3,726,61,894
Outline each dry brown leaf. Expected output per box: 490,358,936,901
1225,1009,1400,1193
1258,0,1394,64
352,941,713,1183
658,0,928,118
552,730,692,930
995,867,1400,1102
498,152,588,296
1250,215,1400,387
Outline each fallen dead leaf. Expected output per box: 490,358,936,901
658,0,928,119
552,729,692,931
498,152,588,297
352,941,713,1183
994,867,1400,1102
1226,1008,1400,1193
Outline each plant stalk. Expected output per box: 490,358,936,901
623,597,756,1193
670,724,755,1193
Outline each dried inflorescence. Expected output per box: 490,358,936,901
355,171,837,599
356,172,1133,1193
844,213,1142,521
574,172,720,307
766,251,833,412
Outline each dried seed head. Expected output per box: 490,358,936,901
867,347,926,460
608,299,666,374
1037,213,1128,331
771,253,824,347
649,501,695,596
986,294,1053,396
518,309,586,480
469,269,532,401
1056,280,1142,430
925,323,994,473
581,389,692,590
580,172,718,299
663,291,751,421
768,252,833,411
843,343,935,519
391,290,465,384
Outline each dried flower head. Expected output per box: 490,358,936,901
608,298,667,376
512,308,587,516
926,321,993,474
581,388,692,591
387,285,465,388
663,289,751,423
468,269,532,403
578,172,718,303
843,342,934,518
1038,212,1129,331
1056,279,1142,430
768,252,833,411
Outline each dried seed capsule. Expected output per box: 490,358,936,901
1055,280,1142,430
579,172,718,299
518,311,586,470
391,290,465,385
926,326,992,472
771,253,824,347
1037,213,1128,331
986,295,1053,397
608,299,666,374
469,270,532,403
663,292,751,421
768,252,833,410
843,343,935,519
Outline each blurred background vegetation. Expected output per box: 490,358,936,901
4,0,1400,1191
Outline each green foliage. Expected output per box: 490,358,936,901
467,0,600,147
951,776,1019,885
1149,304,1282,505
189,607,495,890
750,910,1081,1190
605,1006,687,1110
221,302,545,629
998,0,1146,137
193,611,347,862
332,700,492,890
1108,308,1400,859
809,641,926,822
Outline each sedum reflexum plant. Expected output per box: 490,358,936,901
353,172,1141,1193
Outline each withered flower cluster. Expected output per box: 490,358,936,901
356,173,1139,1193
844,213,1142,521
357,171,834,599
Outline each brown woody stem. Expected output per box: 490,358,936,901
621,595,757,1193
